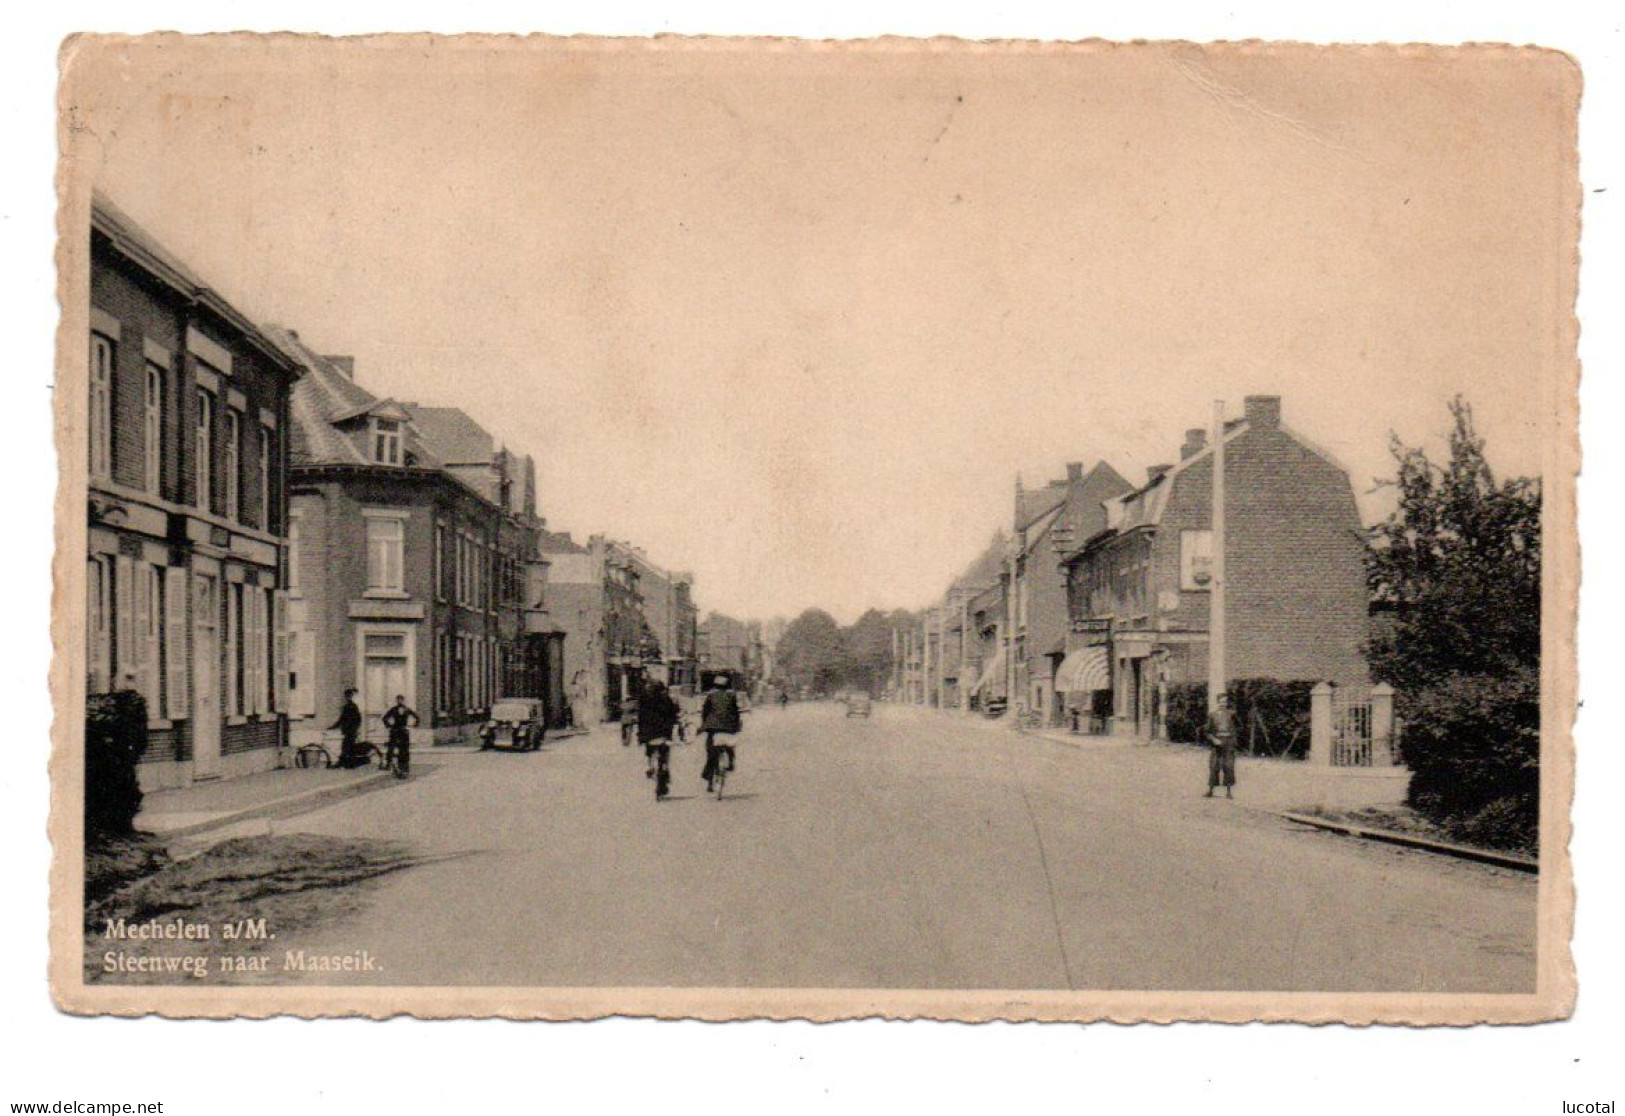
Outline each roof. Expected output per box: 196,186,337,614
952,531,1009,593
537,529,588,555
92,193,301,378
266,324,441,469
403,405,496,465
1016,483,1068,531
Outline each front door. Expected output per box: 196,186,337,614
360,630,411,743
191,572,221,778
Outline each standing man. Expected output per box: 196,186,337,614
699,676,743,791
1205,692,1238,798
330,687,364,769
382,694,420,778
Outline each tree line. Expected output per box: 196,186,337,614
773,607,922,698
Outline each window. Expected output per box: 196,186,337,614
195,389,215,512
226,581,243,716
1180,530,1214,591
365,514,406,594
87,556,111,692
259,425,274,531
287,515,302,595
90,334,114,482
137,563,164,718
372,418,401,466
223,409,241,521
434,524,446,602
143,363,164,494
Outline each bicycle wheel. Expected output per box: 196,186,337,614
295,743,331,769
713,755,726,799
368,745,388,771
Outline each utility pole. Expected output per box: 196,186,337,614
1208,399,1227,712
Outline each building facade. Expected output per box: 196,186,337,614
87,196,302,790
1061,396,1369,737
278,330,535,747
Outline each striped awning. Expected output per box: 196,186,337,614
1055,646,1110,693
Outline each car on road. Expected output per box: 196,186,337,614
844,692,872,717
479,698,547,751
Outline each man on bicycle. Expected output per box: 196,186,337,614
699,676,743,791
637,678,680,796
381,694,419,777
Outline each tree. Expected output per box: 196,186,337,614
1365,397,1542,850
775,609,848,696
843,609,899,695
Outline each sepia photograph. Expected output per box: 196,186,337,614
51,32,1576,1024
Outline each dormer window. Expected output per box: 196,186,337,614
372,418,402,465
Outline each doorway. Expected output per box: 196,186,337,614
358,628,414,743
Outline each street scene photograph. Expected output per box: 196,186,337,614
54,34,1574,1019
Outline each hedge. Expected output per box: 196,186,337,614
1400,667,1539,853
1163,678,1317,759
85,690,149,840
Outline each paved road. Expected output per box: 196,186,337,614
271,703,1536,991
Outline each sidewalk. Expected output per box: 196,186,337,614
137,765,392,838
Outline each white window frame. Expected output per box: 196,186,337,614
223,408,241,522
87,556,111,693
434,522,445,602
286,513,303,596
225,580,242,718
90,333,115,483
363,509,408,597
371,417,402,466
258,424,273,530
143,362,163,494
195,388,215,512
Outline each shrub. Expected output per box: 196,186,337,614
1400,667,1539,852
1231,678,1317,758
1164,683,1207,743
1162,678,1315,757
85,690,149,840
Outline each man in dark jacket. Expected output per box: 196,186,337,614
381,694,419,777
330,688,364,768
637,679,680,795
699,678,743,790
1205,692,1238,798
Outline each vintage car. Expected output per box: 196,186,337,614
844,692,873,718
479,697,547,751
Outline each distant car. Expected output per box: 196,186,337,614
845,693,872,717
480,697,546,751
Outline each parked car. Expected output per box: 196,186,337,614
845,693,872,717
479,697,547,751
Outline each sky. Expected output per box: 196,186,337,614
68,37,1574,623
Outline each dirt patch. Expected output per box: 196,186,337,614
1301,805,1536,860
85,834,426,984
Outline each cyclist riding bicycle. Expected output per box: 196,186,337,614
699,676,743,792
637,678,680,797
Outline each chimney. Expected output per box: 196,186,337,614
1181,428,1208,460
1147,463,1173,484
1066,461,1084,483
1244,395,1282,429
324,355,355,379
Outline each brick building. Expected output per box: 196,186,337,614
276,328,536,747
1007,462,1135,725
1060,395,1369,737
87,195,302,789
535,529,602,727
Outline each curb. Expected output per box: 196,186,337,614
1278,811,1538,873
139,770,396,840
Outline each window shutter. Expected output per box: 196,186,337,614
133,562,154,711
114,556,135,688
271,588,288,713
88,558,110,693
292,630,315,718
165,566,189,715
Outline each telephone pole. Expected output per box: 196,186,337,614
1208,399,1227,711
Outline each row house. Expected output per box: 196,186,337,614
624,548,700,694
87,195,302,789
1059,396,1368,737
535,529,602,728
275,329,537,747
1009,462,1134,726
698,611,759,693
